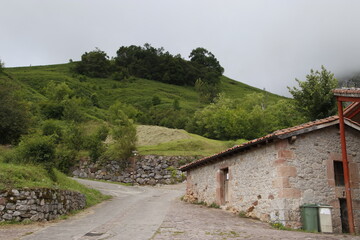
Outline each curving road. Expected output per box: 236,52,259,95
21,178,184,240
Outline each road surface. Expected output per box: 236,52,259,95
1,178,359,240
22,178,183,240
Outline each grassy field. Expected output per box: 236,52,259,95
136,125,246,156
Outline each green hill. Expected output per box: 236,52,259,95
3,63,284,114
0,62,290,158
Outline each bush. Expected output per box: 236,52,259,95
17,134,55,164
42,120,63,143
62,98,85,122
82,124,108,162
55,146,77,174
62,124,85,151
40,102,64,119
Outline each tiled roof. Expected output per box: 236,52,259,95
333,88,360,97
179,116,340,171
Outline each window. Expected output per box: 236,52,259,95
334,161,345,186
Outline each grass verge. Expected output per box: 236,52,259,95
0,162,110,208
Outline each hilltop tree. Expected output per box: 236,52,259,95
288,66,338,121
190,48,224,102
189,47,224,76
75,48,111,78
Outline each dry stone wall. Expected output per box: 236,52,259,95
72,155,193,185
0,188,85,222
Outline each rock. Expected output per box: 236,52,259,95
137,178,145,184
11,189,20,196
30,214,39,221
154,174,163,180
0,198,6,205
2,214,12,220
72,170,80,176
13,211,21,216
6,203,15,210
147,179,156,185
16,205,29,211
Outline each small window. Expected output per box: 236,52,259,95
334,161,345,186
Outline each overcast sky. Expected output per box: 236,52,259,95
1,0,360,96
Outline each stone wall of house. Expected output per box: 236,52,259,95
287,126,360,233
0,188,85,222
185,142,280,222
184,126,360,233
72,155,193,185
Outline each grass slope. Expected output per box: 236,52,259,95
0,162,109,207
136,125,246,156
3,63,285,113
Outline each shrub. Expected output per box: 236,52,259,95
62,124,85,151
62,98,85,122
85,124,109,162
17,134,55,164
40,102,64,120
55,146,77,174
41,120,63,143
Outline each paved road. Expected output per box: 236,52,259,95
2,179,360,240
22,179,184,240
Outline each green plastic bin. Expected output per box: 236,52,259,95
301,204,319,232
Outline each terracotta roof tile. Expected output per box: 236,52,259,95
333,88,360,95
333,88,360,98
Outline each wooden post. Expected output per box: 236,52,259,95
337,98,355,234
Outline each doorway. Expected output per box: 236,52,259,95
339,198,349,233
220,168,229,205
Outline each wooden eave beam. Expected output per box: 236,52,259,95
336,96,360,102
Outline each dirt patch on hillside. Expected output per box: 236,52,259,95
137,125,192,146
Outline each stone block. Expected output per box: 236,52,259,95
278,150,294,159
275,140,288,150
273,158,286,166
272,178,290,188
277,166,297,177
278,188,301,198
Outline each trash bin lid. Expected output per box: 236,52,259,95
301,204,319,208
318,204,333,208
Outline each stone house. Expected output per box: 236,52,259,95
180,103,360,233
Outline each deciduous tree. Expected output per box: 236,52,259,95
288,66,338,121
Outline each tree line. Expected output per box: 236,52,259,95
74,44,223,86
